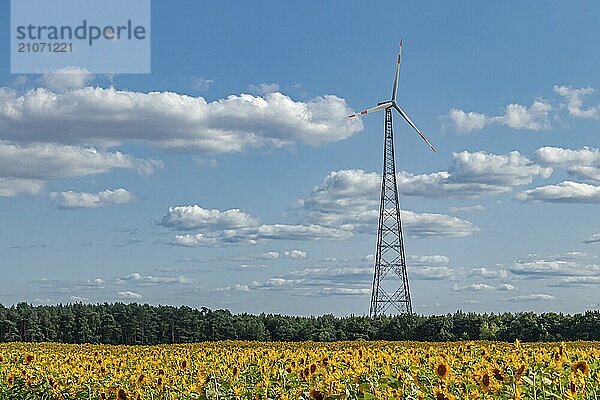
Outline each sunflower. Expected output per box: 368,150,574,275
492,367,505,382
480,372,491,391
572,360,589,375
117,388,127,400
514,364,526,381
435,362,450,380
434,388,455,400
309,388,324,400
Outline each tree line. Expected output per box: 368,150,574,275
1,302,599,344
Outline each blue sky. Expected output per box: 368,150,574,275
0,1,599,315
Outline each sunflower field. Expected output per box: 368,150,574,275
1,340,599,399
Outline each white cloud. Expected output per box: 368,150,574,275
511,259,578,277
283,249,307,259
248,83,280,95
409,255,450,266
555,276,600,286
172,224,350,247
172,233,219,247
117,290,143,300
0,141,161,197
397,151,552,198
39,66,94,92
402,210,479,238
68,295,89,302
510,293,555,302
411,266,457,280
583,232,600,244
50,188,135,209
452,283,495,292
256,251,280,260
0,87,362,152
448,108,488,132
501,101,552,130
450,151,552,186
511,255,600,278
297,169,479,237
160,205,259,230
535,146,600,183
470,267,510,279
210,283,251,292
319,287,370,296
0,142,161,179
498,283,516,291
516,181,600,203
447,100,552,132
117,272,194,285
0,178,44,196
554,85,600,119
224,265,373,296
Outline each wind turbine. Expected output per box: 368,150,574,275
349,38,436,152
349,38,436,316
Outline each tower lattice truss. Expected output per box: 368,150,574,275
370,108,412,317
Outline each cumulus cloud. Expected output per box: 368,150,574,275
0,178,44,196
116,272,194,286
0,142,161,179
50,188,135,209
452,283,495,292
511,253,600,278
160,205,259,230
39,66,94,92
319,287,370,296
296,169,479,238
447,108,488,132
172,224,350,247
470,267,510,279
117,290,143,300
0,142,161,197
497,283,516,291
409,255,450,266
0,87,361,152
502,101,552,130
397,151,552,197
283,249,307,259
511,259,580,277
516,181,600,203
535,146,600,183
554,85,600,119
583,233,600,244
447,100,552,132
411,266,458,280
256,251,280,260
554,276,600,287
216,265,373,297
510,293,555,302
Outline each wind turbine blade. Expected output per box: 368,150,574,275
349,102,392,118
391,38,403,101
393,104,437,152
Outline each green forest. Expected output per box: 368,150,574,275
1,303,599,344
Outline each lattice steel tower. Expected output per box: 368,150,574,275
349,38,436,317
